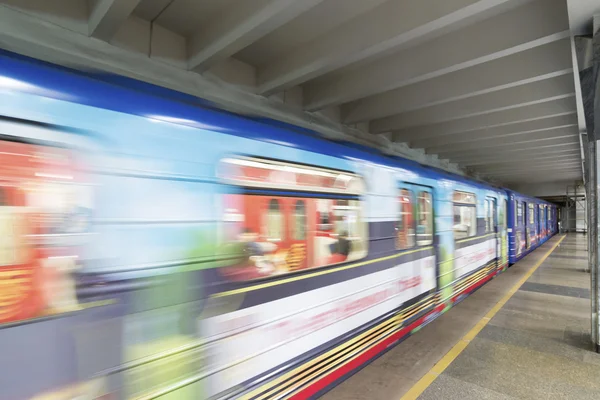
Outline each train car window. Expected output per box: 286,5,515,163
416,191,433,246
452,191,476,240
266,199,283,241
486,198,495,233
334,199,358,239
514,200,518,226
397,189,415,249
484,199,490,232
317,198,367,267
318,211,331,230
0,187,14,265
528,203,534,225
0,187,26,267
217,156,367,281
293,200,307,240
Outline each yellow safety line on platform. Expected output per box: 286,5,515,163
400,234,566,400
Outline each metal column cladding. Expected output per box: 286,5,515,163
589,140,598,350
589,15,600,352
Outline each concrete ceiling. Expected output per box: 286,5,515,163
0,0,596,186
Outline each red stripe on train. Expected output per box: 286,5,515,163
291,268,501,399
289,303,446,400
451,272,495,304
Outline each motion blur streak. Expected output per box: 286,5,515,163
0,51,557,399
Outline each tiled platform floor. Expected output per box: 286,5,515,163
323,234,600,400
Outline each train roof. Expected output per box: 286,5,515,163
1,49,507,195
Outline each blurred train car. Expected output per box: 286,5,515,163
506,190,557,264
0,50,556,399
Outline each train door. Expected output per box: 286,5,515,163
502,198,508,268
398,184,434,248
486,197,498,269
235,195,311,278
289,199,310,270
539,205,545,238
515,200,523,258
493,199,499,265
525,202,531,249
408,184,435,296
535,204,543,242
538,204,546,240
270,197,311,272
413,185,434,247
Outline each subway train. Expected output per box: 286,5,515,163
0,50,557,399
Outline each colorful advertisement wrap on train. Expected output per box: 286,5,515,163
0,139,213,398
0,141,92,324
435,185,455,311
200,256,435,398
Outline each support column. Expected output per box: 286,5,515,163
589,140,598,349
584,15,600,351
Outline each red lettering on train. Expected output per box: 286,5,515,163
262,274,423,341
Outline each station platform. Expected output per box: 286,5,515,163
322,234,599,400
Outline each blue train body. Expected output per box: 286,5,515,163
506,190,558,264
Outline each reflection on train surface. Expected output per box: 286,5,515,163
0,50,557,399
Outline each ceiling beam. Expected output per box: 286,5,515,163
464,152,581,167
88,0,141,42
440,141,580,161
487,167,582,178
187,0,324,72
303,0,569,111
342,38,573,123
257,0,515,95
410,113,578,148
432,134,578,156
488,166,582,176
132,0,172,21
487,173,581,183
475,160,582,173
474,165,582,179
425,126,578,153
372,74,575,134
455,148,581,165
503,173,582,184
391,97,577,141
495,176,582,186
